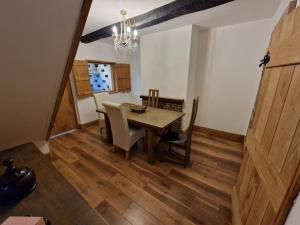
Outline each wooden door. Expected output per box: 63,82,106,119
232,4,300,225
50,79,78,136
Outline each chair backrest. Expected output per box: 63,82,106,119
186,97,199,148
148,89,159,108
102,101,130,147
93,92,109,119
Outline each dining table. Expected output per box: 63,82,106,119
96,103,185,164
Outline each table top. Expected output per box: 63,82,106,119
97,103,185,130
0,143,106,225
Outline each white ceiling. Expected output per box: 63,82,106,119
83,0,282,42
83,0,174,35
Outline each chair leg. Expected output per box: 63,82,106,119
155,139,162,153
113,145,118,153
144,137,147,152
126,151,130,160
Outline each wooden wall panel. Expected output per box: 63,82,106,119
245,183,269,225
260,203,275,225
240,169,260,223
269,65,300,171
246,131,285,212
280,121,300,186
279,9,296,42
233,5,300,225
267,7,300,68
236,152,249,191
261,66,294,152
270,20,283,46
254,68,281,141
238,155,254,204
232,187,242,225
251,69,271,131
292,6,300,34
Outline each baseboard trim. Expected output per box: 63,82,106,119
193,125,244,143
79,120,99,129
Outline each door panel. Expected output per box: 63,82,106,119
233,4,300,225
261,66,294,152
50,80,78,136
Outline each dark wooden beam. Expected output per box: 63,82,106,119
81,0,234,43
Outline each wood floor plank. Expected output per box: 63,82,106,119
192,132,243,153
49,124,243,225
192,141,242,166
52,159,103,208
110,173,197,225
131,153,232,209
96,200,132,225
49,140,78,163
123,202,165,225
68,158,133,214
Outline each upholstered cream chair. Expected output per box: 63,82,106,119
93,92,109,135
103,101,145,159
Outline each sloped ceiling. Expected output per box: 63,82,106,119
0,0,84,150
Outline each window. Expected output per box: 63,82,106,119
88,63,113,92
72,60,131,97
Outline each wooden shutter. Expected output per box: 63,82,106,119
233,4,300,225
113,64,131,92
73,60,92,96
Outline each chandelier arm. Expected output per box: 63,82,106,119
112,9,138,52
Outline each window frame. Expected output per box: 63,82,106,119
87,59,116,94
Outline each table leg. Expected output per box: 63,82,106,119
147,128,155,164
104,114,113,144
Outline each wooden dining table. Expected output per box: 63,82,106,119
96,103,185,164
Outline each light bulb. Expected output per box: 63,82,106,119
133,29,138,37
112,26,117,34
127,26,131,32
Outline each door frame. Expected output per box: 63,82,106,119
46,0,92,139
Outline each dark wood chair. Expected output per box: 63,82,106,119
148,89,159,108
157,97,199,168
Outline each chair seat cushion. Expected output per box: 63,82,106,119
128,127,145,148
162,131,187,147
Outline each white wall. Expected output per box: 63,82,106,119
140,25,195,129
73,41,141,124
195,19,272,135
0,0,83,151
185,26,201,129
140,26,193,99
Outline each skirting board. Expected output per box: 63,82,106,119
79,119,99,129
193,125,244,143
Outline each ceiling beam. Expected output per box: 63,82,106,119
81,0,234,43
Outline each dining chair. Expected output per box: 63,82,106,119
103,101,145,159
93,92,109,135
148,89,159,108
157,97,199,168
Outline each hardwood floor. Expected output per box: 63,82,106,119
49,124,243,225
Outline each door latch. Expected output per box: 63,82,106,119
259,51,270,67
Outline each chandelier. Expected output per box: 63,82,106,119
112,10,138,51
